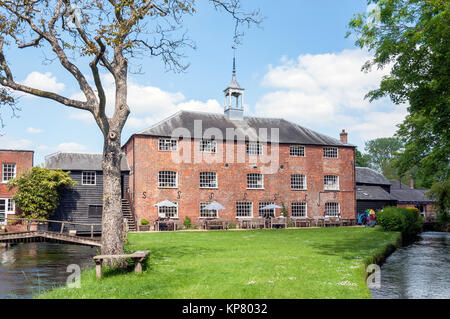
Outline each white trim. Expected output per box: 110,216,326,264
158,171,178,189
158,202,179,218
2,163,16,183
199,202,219,218
291,202,307,218
289,145,305,157
247,173,264,189
81,171,96,185
324,202,340,217
235,201,253,218
199,172,218,189
158,138,178,151
0,198,14,225
323,147,338,159
324,175,339,191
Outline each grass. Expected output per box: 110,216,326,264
38,227,400,299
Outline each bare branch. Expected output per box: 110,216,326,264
0,36,89,111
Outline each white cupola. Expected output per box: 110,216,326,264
224,57,244,120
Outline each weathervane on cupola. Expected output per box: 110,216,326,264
224,48,245,120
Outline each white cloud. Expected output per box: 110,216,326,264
26,127,44,134
254,49,406,148
70,74,222,130
68,110,95,124
55,142,86,153
22,72,66,94
0,136,34,149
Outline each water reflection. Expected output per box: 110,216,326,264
371,232,450,299
0,242,98,299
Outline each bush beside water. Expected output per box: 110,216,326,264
376,206,423,238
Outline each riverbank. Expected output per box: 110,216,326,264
371,232,450,298
38,227,400,299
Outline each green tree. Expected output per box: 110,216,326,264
426,180,450,224
348,0,450,184
364,137,403,174
355,148,371,167
0,1,261,256
8,167,77,220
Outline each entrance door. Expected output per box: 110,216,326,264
0,199,6,225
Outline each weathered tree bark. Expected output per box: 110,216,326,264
0,0,261,261
101,134,124,258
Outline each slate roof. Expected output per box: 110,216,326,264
356,185,396,201
44,152,130,171
356,167,391,185
389,180,433,203
136,110,354,147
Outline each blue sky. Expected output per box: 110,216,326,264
0,0,407,165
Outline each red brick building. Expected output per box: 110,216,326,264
122,66,356,225
0,149,34,223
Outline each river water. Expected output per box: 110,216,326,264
0,232,448,299
0,242,98,298
371,232,450,299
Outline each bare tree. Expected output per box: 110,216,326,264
0,0,261,257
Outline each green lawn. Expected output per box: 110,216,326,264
39,227,400,299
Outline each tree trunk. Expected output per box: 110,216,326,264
101,131,124,260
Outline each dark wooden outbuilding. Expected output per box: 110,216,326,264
355,167,397,215
44,152,130,233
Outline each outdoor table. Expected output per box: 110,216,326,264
270,217,287,229
291,218,311,227
156,220,177,231
238,219,252,229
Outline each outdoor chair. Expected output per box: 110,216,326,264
251,218,265,229
270,217,287,229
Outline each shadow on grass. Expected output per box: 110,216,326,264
307,228,396,261
100,244,213,278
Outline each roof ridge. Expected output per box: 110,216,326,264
137,110,184,134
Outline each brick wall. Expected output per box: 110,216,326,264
0,150,34,220
123,136,356,224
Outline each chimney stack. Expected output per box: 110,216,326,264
410,178,414,189
340,129,348,144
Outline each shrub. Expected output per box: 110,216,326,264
228,222,236,229
377,206,422,238
287,221,294,228
281,202,289,217
427,180,450,225
140,219,150,226
184,216,192,229
8,167,77,219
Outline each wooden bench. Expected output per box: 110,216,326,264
93,250,150,279
203,219,228,230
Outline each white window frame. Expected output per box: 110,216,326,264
247,173,264,189
200,139,217,153
2,163,16,183
246,141,263,155
158,171,178,188
290,145,305,157
324,175,339,191
158,202,178,218
291,174,307,190
199,172,218,189
158,138,178,151
258,201,275,217
323,147,338,158
82,171,96,185
236,202,253,218
0,198,14,225
291,202,307,218
199,202,219,218
325,202,340,217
